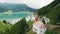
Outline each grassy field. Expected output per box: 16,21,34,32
26,21,36,34
26,30,36,34
0,21,11,32
53,27,60,34
27,21,34,26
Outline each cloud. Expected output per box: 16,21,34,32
25,0,54,9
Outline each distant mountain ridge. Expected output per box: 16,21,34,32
0,3,36,13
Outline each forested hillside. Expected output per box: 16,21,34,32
36,0,60,25
47,3,60,25
37,0,60,16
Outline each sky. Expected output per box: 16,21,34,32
0,0,54,9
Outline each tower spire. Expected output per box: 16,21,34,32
34,13,38,22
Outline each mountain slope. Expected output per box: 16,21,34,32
0,3,36,13
36,0,60,25
47,3,60,24
36,0,60,16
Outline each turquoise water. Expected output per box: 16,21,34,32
0,12,31,20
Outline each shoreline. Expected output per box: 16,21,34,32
0,12,34,25
0,12,32,14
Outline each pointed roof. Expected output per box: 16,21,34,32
34,20,46,29
33,13,46,29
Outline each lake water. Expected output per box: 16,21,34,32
0,12,31,20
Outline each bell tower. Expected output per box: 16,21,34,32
34,13,38,22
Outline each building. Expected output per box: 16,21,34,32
32,15,46,34
43,16,50,24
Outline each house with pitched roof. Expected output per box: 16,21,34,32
32,14,46,34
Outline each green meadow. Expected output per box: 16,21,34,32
0,21,11,31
